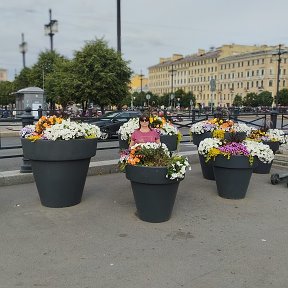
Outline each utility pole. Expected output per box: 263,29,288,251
44,9,58,52
19,33,27,68
117,0,121,53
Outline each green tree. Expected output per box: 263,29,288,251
258,91,273,106
243,92,258,107
233,94,243,107
72,38,132,113
181,92,196,108
0,81,15,106
278,88,288,106
13,67,32,91
45,59,77,110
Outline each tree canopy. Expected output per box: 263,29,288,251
71,38,132,112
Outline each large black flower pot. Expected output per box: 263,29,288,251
198,153,215,180
263,141,280,154
253,158,273,174
125,165,181,223
21,138,97,208
192,132,212,147
118,135,129,150
160,134,178,151
213,155,256,199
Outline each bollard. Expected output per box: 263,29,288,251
37,105,43,119
233,107,240,122
192,109,196,122
270,173,288,185
270,109,278,129
20,107,34,173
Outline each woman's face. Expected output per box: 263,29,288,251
139,117,149,127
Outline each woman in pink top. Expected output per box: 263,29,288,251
129,114,160,146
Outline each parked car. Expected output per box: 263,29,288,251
91,110,141,139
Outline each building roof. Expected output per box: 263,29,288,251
16,87,44,94
148,50,220,69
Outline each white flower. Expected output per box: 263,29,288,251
118,118,139,141
267,129,286,144
43,119,101,141
190,120,217,134
198,138,222,155
244,140,274,163
160,123,179,135
233,123,254,135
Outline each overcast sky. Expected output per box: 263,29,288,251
1,0,288,81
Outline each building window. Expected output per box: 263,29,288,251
269,80,273,87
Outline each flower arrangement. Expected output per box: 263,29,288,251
118,117,139,141
20,115,101,141
248,128,286,144
119,142,190,180
190,120,217,135
149,116,166,129
198,138,274,164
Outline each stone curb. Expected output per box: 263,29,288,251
0,151,199,187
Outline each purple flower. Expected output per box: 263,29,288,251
218,142,250,156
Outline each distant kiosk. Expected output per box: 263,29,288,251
15,87,46,118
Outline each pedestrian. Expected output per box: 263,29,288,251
129,113,160,147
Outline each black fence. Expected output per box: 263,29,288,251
1,109,288,161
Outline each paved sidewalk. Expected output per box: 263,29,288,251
0,122,22,137
0,164,288,287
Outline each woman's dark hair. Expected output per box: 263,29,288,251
138,113,152,130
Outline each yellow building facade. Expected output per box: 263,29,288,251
148,44,288,107
130,74,149,93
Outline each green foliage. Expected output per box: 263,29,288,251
278,89,288,106
258,91,273,106
0,81,15,105
243,92,258,107
72,38,132,109
13,67,32,91
181,92,196,108
45,59,76,109
233,94,242,107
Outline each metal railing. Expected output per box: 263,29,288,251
1,109,288,161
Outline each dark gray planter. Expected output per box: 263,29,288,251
253,158,273,174
198,153,215,180
263,141,280,154
125,165,182,223
213,155,256,199
118,135,129,150
192,132,212,147
21,138,97,208
160,134,178,151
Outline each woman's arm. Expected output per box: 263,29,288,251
129,139,135,147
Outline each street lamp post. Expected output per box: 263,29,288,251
117,0,121,53
139,71,144,93
273,44,288,109
19,33,27,68
44,9,58,52
168,64,176,109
